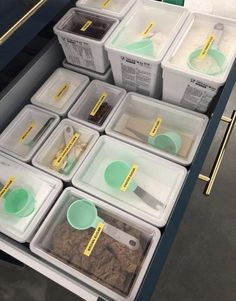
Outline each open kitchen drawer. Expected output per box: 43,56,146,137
0,39,235,301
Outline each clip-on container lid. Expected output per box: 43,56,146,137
0,152,62,242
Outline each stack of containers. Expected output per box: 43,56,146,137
30,187,161,301
162,13,236,113
53,8,119,73
0,152,62,242
106,92,209,166
105,0,189,98
0,105,60,162
68,80,126,132
31,68,90,117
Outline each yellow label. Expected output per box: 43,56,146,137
53,133,80,167
19,123,35,142
90,92,108,117
83,223,105,257
149,118,162,137
80,20,93,32
0,177,15,199
199,35,215,59
102,0,111,8
54,83,70,101
120,164,138,192
141,21,156,38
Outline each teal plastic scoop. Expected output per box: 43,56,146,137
124,38,154,57
104,161,165,209
188,23,226,75
67,199,140,250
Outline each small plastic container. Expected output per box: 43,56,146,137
72,136,187,227
0,105,60,162
32,119,100,182
63,59,114,84
162,13,236,113
68,80,126,132
30,187,161,301
0,152,63,243
105,0,189,98
76,0,137,20
54,8,119,73
31,68,90,116
106,92,208,166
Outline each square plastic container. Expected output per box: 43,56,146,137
54,8,119,73
76,0,137,20
106,92,208,166
72,136,187,227
162,13,236,113
63,59,114,84
32,119,100,182
0,152,63,243
68,80,126,132
105,0,189,98
31,68,90,116
0,105,60,162
30,187,161,301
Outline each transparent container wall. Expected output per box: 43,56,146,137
35,121,96,177
70,81,125,127
0,155,58,237
112,2,184,59
170,15,236,74
59,10,116,41
36,189,153,296
78,0,131,13
33,68,88,110
0,108,56,158
76,137,184,220
110,95,203,160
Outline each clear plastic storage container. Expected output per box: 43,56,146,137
0,152,63,242
76,0,137,20
106,92,208,166
32,119,100,182
63,59,114,84
0,105,60,162
31,68,90,116
105,0,189,98
30,187,161,301
162,13,236,113
54,8,119,73
72,136,187,227
68,80,126,132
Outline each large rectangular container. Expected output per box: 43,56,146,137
72,136,187,227
54,8,119,73
105,92,209,166
0,152,63,242
0,105,60,162
30,187,161,301
162,13,236,113
105,0,189,98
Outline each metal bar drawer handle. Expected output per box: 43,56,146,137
0,0,47,46
199,110,236,195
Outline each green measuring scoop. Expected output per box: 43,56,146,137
124,38,154,57
104,161,165,209
0,182,35,217
188,23,226,76
67,199,140,250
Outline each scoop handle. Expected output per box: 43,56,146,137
212,23,224,47
103,223,140,250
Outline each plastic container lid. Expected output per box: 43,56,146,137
0,152,63,242
30,187,161,301
68,80,126,132
72,136,187,227
32,119,100,182
0,105,60,162
105,92,208,165
31,68,90,116
76,0,137,20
